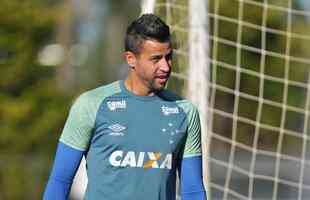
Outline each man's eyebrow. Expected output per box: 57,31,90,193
150,49,173,59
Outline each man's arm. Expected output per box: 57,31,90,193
180,156,207,200
177,101,207,199
43,142,84,200
43,92,99,199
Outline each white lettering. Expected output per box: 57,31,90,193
109,150,123,167
160,154,172,169
161,106,179,115
109,151,172,170
121,151,136,167
107,100,126,111
137,152,145,167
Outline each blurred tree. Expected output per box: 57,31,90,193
66,0,141,89
0,1,72,199
0,0,141,199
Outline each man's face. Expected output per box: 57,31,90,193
128,40,172,92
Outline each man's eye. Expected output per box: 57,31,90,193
151,57,161,62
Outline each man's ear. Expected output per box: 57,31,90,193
124,51,136,68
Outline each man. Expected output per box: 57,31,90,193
43,14,207,200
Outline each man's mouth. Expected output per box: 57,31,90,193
156,74,169,79
156,75,169,83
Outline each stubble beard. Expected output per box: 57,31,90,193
149,78,167,92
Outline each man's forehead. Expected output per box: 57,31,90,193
140,40,172,53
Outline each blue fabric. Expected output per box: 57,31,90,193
180,156,207,200
43,142,84,200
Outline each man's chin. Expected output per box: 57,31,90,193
158,82,169,90
149,78,169,91
152,82,166,92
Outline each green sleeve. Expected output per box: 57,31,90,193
177,101,202,158
59,82,121,151
59,93,98,151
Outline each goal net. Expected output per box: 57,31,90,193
142,0,310,199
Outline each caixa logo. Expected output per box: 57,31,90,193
109,151,172,170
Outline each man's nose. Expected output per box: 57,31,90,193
159,58,171,72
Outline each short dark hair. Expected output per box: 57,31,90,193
125,14,170,54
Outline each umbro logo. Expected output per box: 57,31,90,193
108,123,126,132
107,100,126,111
109,132,125,136
108,123,126,136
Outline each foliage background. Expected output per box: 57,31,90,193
0,0,140,199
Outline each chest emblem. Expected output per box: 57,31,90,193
161,105,179,116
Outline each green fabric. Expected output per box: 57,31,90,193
59,81,121,150
176,100,202,158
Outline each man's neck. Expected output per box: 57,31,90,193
124,75,155,96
